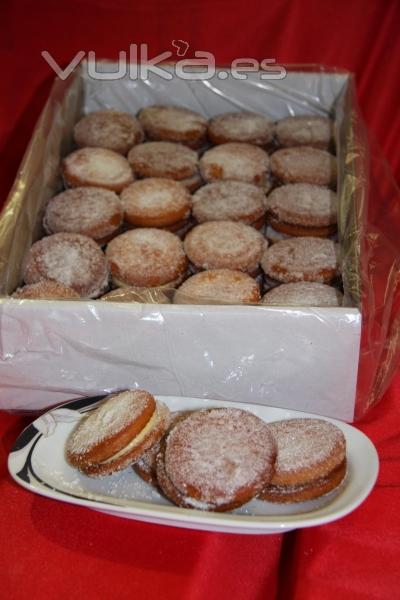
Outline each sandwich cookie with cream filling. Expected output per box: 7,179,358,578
66,390,170,477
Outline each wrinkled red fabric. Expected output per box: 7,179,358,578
0,1,399,598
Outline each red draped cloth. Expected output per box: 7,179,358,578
0,2,399,598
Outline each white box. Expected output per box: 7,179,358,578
0,63,362,419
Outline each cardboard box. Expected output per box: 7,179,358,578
0,63,362,419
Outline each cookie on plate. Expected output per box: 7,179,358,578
66,390,171,477
156,408,277,511
258,418,347,503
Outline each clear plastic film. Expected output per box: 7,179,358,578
0,62,398,420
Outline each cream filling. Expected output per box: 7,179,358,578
100,409,159,464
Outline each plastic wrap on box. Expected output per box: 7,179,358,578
0,62,398,420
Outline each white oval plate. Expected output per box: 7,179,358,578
8,395,379,534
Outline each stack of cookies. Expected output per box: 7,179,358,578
66,389,348,512
13,104,343,308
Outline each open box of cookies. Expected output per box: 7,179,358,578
0,62,398,420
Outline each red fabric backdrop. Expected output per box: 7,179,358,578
0,1,399,598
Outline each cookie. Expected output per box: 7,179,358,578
208,111,273,146
174,269,261,305
62,147,134,192
199,143,270,188
23,232,109,298
127,141,199,185
66,390,171,477
43,187,123,245
275,115,333,150
73,109,144,155
105,228,188,288
184,221,266,275
265,183,337,237
258,418,346,503
261,237,339,284
192,181,266,229
270,147,337,187
262,282,343,307
138,105,207,149
12,280,80,300
156,408,277,511
120,178,192,230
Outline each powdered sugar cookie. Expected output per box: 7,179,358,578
120,178,192,230
199,143,270,187
43,187,123,244
265,183,337,237
262,282,343,306
106,228,188,288
174,269,261,304
184,221,266,275
127,141,199,182
138,105,207,149
23,232,109,298
63,147,134,192
261,237,339,284
270,147,337,187
258,418,346,503
73,109,144,155
275,115,333,150
157,408,277,511
66,390,171,477
192,181,266,229
208,111,273,146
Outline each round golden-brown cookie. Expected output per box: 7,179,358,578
23,233,109,298
127,141,199,181
192,181,266,229
12,280,80,300
157,408,277,511
265,183,337,237
275,116,333,150
199,143,270,187
43,187,123,244
106,228,188,288
270,147,337,187
174,269,261,305
66,390,171,477
120,178,192,229
138,105,207,149
184,221,266,275
261,237,339,284
208,111,273,146
62,147,134,192
258,418,347,503
262,282,343,307
73,109,144,155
